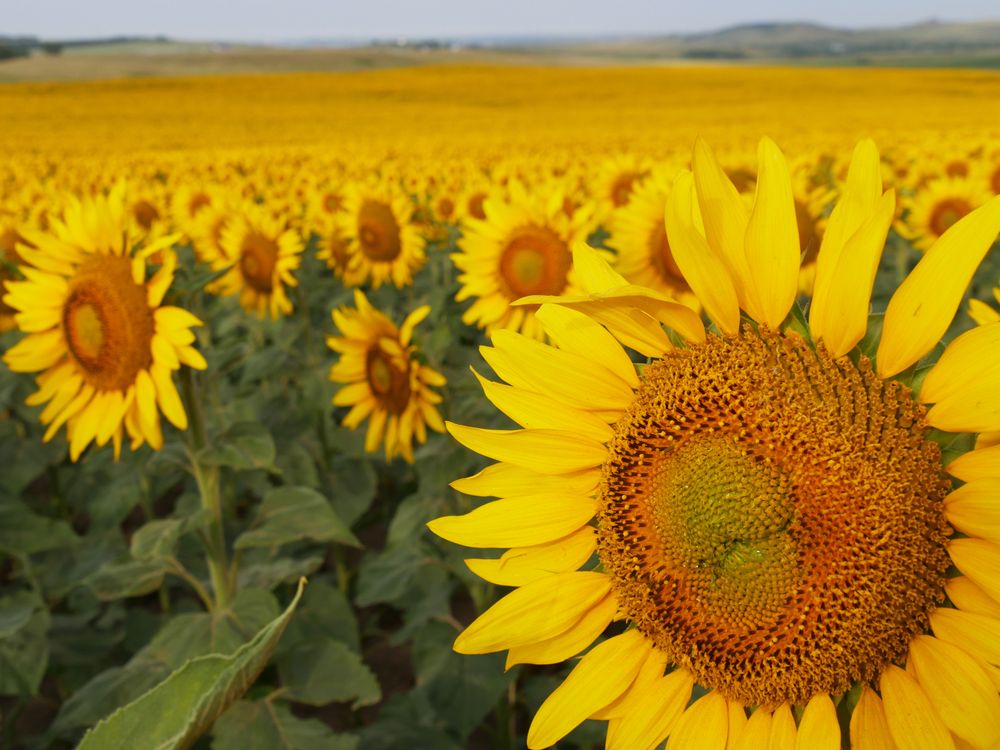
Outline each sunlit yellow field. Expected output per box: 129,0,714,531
3,62,1000,750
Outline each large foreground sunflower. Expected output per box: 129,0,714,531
2,186,207,461
327,290,446,462
430,138,1000,749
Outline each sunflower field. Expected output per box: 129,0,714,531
1,63,1000,750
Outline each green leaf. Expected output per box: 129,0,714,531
201,422,277,471
211,700,358,750
277,639,380,708
54,589,280,734
86,559,170,601
234,487,360,550
75,578,306,750
236,554,325,592
130,519,183,561
0,591,49,696
280,580,359,654
0,495,77,556
355,544,430,608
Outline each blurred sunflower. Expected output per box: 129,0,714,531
902,175,991,251
327,291,445,462
453,180,596,339
2,185,207,461
430,138,1000,750
607,167,697,309
595,154,649,212
207,203,304,319
315,218,352,279
336,181,425,289
0,216,32,333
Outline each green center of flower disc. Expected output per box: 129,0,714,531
650,436,799,621
598,328,952,707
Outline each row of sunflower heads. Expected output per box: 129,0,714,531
0,183,447,465
429,137,1000,750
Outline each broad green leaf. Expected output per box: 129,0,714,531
280,580,359,654
86,559,169,601
0,496,77,556
355,544,430,607
325,457,376,527
236,554,324,592
0,591,49,696
130,519,183,561
412,621,514,739
75,578,306,750
234,487,360,550
277,639,380,708
200,422,277,471
55,589,280,732
211,700,358,750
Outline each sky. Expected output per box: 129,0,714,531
4,0,999,42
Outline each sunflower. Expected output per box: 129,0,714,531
327,290,446,463
901,175,992,251
0,216,32,333
336,181,426,289
595,154,650,213
453,180,597,339
207,203,304,319
430,138,1000,750
2,185,207,461
607,167,697,309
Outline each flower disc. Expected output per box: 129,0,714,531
929,197,973,237
366,347,412,415
357,199,402,262
63,255,154,391
598,329,951,707
498,226,571,298
239,232,278,293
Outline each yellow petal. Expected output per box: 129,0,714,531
795,694,840,750
134,370,163,450
945,576,1000,619
568,241,629,294
877,195,1000,378
768,704,796,750
464,526,596,586
471,370,612,443
668,690,729,750
535,303,639,388
451,462,600,498
726,701,748,750
446,423,606,475
665,170,740,335
692,138,756,318
947,538,1000,611
810,139,882,344
880,664,955,750
947,443,1000,482
428,494,595,549
505,590,617,667
69,393,105,461
743,137,800,329
813,190,895,357
908,635,1000,749
488,329,635,412
921,323,1000,406
453,570,610,654
931,607,1000,666
604,668,693,750
945,485,1000,545
526,629,650,749
850,686,897,750
969,298,1000,326
733,708,771,750
591,646,669,720
150,363,187,430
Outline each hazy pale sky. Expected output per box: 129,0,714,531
5,0,998,41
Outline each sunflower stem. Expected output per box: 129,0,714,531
180,367,232,611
